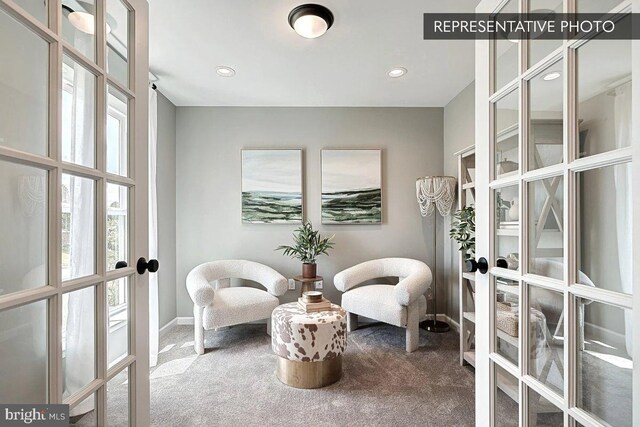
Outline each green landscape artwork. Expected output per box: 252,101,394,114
241,149,303,224
321,149,381,224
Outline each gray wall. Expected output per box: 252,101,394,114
157,92,177,328
443,82,476,321
175,107,444,317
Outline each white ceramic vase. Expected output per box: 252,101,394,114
508,197,519,221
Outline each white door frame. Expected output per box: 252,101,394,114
475,0,639,425
632,0,640,421
474,0,493,424
132,0,150,424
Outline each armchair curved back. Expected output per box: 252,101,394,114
334,258,432,306
186,260,288,307
530,258,595,310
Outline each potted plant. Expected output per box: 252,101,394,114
449,206,475,263
276,221,335,278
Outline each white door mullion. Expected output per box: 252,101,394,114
632,0,640,423
522,374,565,412
64,378,102,408
519,379,527,426
568,147,633,172
95,281,107,422
0,286,56,310
48,0,64,404
0,146,58,170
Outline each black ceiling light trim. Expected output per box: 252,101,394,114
288,4,334,32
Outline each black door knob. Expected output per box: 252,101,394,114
115,261,128,269
137,257,159,275
465,257,489,275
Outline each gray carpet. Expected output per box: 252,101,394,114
145,323,477,427
70,322,632,427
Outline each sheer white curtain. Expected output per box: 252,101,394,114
614,81,632,357
149,85,159,367
63,50,96,416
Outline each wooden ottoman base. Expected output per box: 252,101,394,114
276,355,342,389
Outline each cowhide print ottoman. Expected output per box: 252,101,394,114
271,302,347,389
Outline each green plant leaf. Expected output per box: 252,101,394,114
275,221,335,263
449,206,475,258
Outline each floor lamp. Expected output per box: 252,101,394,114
416,176,457,333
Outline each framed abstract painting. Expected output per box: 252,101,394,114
241,149,303,224
321,149,382,224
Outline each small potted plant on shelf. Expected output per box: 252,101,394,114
450,206,475,264
276,221,335,278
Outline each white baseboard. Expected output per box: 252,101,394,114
440,314,460,333
177,317,194,325
584,321,626,349
159,318,177,336
169,314,461,333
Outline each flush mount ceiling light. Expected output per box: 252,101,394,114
62,3,114,35
288,4,334,39
216,66,236,77
388,67,408,78
542,71,561,81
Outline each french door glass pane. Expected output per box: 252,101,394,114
577,299,632,427
62,174,96,281
62,55,96,168
528,177,564,278
577,36,631,158
62,286,96,399
107,183,128,271
494,363,519,427
528,1,562,68
14,0,48,24
0,160,48,296
107,0,130,87
107,366,130,426
0,9,49,156
495,185,519,268
495,90,519,179
495,278,519,366
494,0,519,92
528,62,563,171
107,85,129,176
527,388,563,426
0,300,48,404
528,284,564,395
107,277,129,368
61,0,96,61
577,163,631,294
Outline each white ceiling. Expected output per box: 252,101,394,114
149,0,481,107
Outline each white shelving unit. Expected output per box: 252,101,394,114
455,145,476,367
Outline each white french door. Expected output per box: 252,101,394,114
0,0,149,425
474,0,639,426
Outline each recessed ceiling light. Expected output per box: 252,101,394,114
388,68,408,78
288,4,334,39
216,66,236,77
542,71,561,81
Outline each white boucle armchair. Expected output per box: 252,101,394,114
334,258,432,352
186,260,288,354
